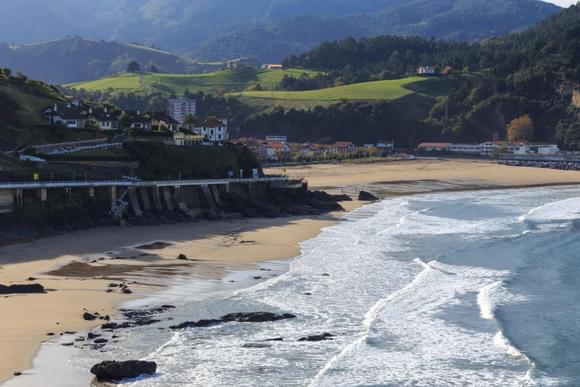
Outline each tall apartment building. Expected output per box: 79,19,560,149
168,98,197,124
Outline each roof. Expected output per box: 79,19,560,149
203,118,226,128
46,104,88,120
91,108,119,122
417,142,451,148
151,112,179,125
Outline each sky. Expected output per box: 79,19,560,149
544,0,577,6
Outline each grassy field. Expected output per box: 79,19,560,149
235,77,428,101
67,69,323,95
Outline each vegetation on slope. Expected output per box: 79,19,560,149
0,37,193,84
67,68,323,95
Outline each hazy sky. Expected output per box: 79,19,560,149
545,0,577,6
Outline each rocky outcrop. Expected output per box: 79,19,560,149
358,191,379,201
170,312,296,330
90,360,157,382
298,333,334,342
0,284,45,294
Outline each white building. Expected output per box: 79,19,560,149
417,66,436,75
168,98,197,125
194,118,229,143
265,135,288,143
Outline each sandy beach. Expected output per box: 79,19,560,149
2,158,580,384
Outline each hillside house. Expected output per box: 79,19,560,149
125,111,152,131
173,132,205,146
44,103,88,129
417,66,436,75
90,107,119,131
262,64,284,70
194,118,229,142
151,112,179,132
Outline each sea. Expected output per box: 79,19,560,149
11,186,580,386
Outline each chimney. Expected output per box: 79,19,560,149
104,107,108,113
53,103,57,112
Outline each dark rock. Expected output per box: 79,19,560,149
13,372,22,376
253,276,263,280
177,254,189,260
298,333,335,342
90,360,157,382
88,332,101,339
265,337,284,342
122,288,133,294
83,312,97,321
63,331,76,335
358,191,379,201
136,241,172,250
321,273,330,277
108,283,119,288
170,319,222,330
304,292,312,296
61,342,74,347
332,194,352,202
46,332,55,336
221,312,296,323
27,277,37,281
0,284,45,295
243,343,272,348
94,338,108,344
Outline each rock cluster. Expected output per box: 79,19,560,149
0,284,45,294
90,360,157,382
170,312,296,330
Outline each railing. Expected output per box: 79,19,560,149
0,176,290,190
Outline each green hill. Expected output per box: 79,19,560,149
67,68,323,95
0,37,193,84
0,75,105,151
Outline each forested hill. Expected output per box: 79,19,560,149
193,0,560,62
0,37,192,84
0,0,560,64
245,5,580,148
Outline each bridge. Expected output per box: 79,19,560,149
0,176,289,190
0,176,301,217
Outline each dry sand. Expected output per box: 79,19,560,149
2,158,580,383
267,159,580,193
0,210,355,383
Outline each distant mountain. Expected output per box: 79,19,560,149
0,37,192,84
192,0,562,62
0,0,561,65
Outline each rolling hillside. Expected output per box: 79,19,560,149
0,37,193,84
232,76,462,110
67,69,323,95
0,76,105,151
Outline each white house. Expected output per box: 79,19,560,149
417,66,436,75
90,107,119,131
194,118,229,142
44,103,88,129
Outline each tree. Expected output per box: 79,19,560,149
183,113,197,130
507,115,535,143
126,61,141,73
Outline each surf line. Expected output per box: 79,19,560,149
307,257,439,387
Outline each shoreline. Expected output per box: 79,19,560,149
3,159,580,384
0,205,359,384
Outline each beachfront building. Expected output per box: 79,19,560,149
168,98,197,125
418,141,560,157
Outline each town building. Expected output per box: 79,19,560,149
151,112,180,132
125,111,152,131
262,64,284,70
43,103,88,129
168,98,197,125
90,107,119,131
173,132,205,146
265,135,288,143
194,118,229,142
